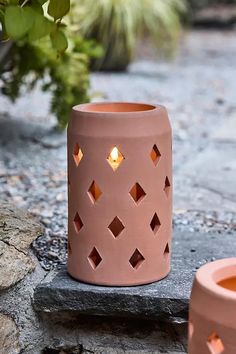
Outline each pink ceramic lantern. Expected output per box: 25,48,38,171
67,102,172,286
189,258,236,354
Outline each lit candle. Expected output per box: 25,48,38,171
109,147,121,171
111,147,118,161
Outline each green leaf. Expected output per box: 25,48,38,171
50,29,68,52
28,13,54,41
31,2,44,14
0,8,4,21
5,6,34,39
8,0,19,4
48,0,70,20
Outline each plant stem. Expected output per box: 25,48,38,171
21,0,30,7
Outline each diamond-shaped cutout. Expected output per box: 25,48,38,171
108,216,125,238
88,181,102,203
164,243,170,257
107,147,124,171
150,144,161,166
129,183,146,204
129,249,145,269
150,213,161,234
73,143,83,167
88,247,102,269
164,176,171,197
207,333,224,354
73,212,83,234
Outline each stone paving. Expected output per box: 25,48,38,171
0,30,236,270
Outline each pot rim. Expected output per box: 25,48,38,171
73,102,162,115
196,258,236,301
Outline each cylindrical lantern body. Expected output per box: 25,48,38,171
189,258,236,354
67,102,172,286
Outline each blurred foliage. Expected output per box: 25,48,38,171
72,0,187,71
0,0,102,128
1,38,101,129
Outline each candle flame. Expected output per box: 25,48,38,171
111,147,119,162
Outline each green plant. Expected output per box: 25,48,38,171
72,0,187,71
0,0,101,128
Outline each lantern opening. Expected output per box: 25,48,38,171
164,176,171,197
150,213,161,234
73,212,84,234
107,147,124,171
88,247,102,269
88,181,102,203
129,249,145,270
164,243,170,257
78,102,156,113
150,144,161,166
73,143,83,167
218,276,236,292
129,183,146,204
108,216,125,238
207,333,224,354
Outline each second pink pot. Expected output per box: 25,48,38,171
189,258,236,354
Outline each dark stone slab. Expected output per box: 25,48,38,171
34,231,236,321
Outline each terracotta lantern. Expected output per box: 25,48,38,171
67,102,172,286
189,258,236,354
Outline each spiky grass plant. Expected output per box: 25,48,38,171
71,0,187,71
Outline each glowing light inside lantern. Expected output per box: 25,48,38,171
107,146,124,171
111,147,119,162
